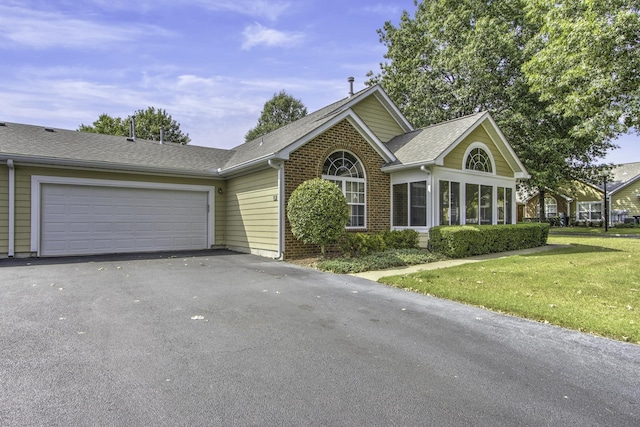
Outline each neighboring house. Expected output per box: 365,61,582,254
522,162,640,225
0,85,528,260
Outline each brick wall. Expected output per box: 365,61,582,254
283,119,390,259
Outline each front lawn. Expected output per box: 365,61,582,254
379,235,640,343
549,226,640,235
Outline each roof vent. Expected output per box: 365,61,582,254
129,117,136,140
348,77,355,97
44,128,55,132
159,127,164,144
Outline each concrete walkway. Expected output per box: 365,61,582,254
350,244,567,282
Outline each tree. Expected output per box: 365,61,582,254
78,107,190,144
523,0,640,141
286,178,349,256
245,90,307,142
367,0,614,221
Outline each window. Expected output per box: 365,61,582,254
439,180,460,225
535,196,557,218
393,181,427,227
465,147,493,173
577,202,602,221
322,151,365,228
466,184,493,224
497,187,514,224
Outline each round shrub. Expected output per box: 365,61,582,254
287,178,349,255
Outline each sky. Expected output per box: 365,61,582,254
1,0,638,164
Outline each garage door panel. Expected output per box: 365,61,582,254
40,184,210,256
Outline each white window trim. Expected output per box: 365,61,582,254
462,142,497,176
30,176,216,255
392,180,428,228
434,168,516,225
322,150,367,229
577,201,603,222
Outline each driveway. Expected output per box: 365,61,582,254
1,251,638,426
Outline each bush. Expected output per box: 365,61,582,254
316,248,445,274
287,179,349,255
339,229,419,257
429,223,550,258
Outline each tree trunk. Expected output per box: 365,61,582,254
539,189,546,223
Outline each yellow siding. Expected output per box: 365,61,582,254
442,127,513,177
612,182,640,216
0,165,8,252
352,96,404,142
566,181,602,203
12,166,225,255
226,168,279,253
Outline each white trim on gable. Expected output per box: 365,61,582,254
275,109,397,164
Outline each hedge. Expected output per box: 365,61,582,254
429,223,550,258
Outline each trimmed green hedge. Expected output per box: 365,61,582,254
429,223,550,258
339,229,419,257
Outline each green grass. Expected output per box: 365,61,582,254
379,235,640,343
549,226,640,235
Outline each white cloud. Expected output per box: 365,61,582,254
84,0,292,21
241,23,303,50
0,4,172,49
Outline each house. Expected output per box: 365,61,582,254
0,84,529,260
522,161,640,225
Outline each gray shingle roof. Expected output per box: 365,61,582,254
223,85,381,170
602,161,640,193
0,122,234,175
385,112,486,166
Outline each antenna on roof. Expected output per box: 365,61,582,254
348,77,355,97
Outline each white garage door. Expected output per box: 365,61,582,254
40,184,209,256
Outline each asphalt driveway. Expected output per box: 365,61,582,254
1,250,639,426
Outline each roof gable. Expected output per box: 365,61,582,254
221,85,406,173
383,112,528,178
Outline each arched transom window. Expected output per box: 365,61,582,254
322,151,366,228
465,147,493,173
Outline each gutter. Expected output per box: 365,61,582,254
382,160,437,173
7,159,14,257
0,155,222,179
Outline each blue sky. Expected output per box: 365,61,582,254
1,0,637,163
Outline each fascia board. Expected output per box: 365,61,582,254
608,174,640,196
0,154,222,178
276,109,397,163
433,113,488,165
371,88,414,132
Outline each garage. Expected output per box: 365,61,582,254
35,180,212,256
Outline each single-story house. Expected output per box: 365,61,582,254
522,162,640,225
0,84,529,259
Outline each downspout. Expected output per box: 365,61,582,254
268,159,285,259
7,159,15,257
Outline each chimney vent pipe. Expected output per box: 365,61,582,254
348,77,355,97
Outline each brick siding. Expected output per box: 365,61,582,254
283,119,390,259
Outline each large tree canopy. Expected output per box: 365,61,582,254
523,0,640,141
78,107,190,144
367,0,615,210
245,90,307,142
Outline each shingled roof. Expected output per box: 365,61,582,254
384,112,487,167
0,122,234,176
223,85,382,170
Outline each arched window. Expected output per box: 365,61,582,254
322,151,366,228
465,147,493,173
